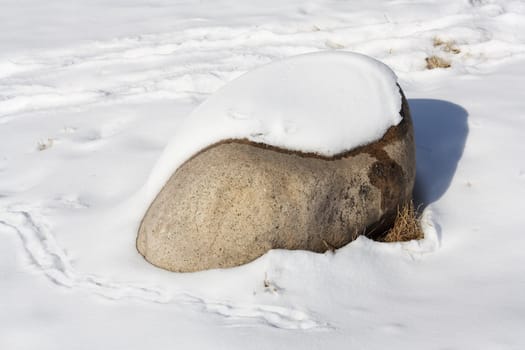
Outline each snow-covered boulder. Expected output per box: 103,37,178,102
136,52,415,272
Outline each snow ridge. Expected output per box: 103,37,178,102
2,5,525,122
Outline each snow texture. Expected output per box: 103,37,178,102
1,0,525,349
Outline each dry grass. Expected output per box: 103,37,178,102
37,138,54,151
432,37,445,47
443,43,461,54
433,37,461,54
425,55,451,69
381,201,424,243
427,36,460,69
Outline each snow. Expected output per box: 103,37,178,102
1,0,525,349
142,51,402,214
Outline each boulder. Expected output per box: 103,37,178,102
137,94,415,272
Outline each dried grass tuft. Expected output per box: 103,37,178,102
37,138,54,151
381,201,424,243
433,37,461,54
425,55,451,69
443,42,461,54
433,37,445,47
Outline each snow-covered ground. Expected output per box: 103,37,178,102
1,0,525,349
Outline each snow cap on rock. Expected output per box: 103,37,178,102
142,51,402,206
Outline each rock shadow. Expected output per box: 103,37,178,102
408,99,469,208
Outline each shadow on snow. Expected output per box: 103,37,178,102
408,99,469,208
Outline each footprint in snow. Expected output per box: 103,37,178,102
0,206,329,331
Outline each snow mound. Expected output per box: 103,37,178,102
140,51,402,209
